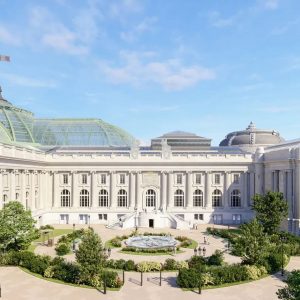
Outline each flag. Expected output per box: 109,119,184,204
0,55,10,62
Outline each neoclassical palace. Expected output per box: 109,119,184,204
0,86,299,234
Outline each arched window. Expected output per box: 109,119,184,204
117,189,127,207
99,189,109,207
15,193,19,200
146,189,156,207
193,189,204,207
61,189,71,207
80,189,90,207
212,189,222,207
3,194,7,206
230,189,241,207
174,189,184,207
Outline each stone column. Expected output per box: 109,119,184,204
186,171,193,208
72,171,78,208
129,172,136,209
10,169,15,201
242,172,248,208
205,172,211,208
52,172,59,208
249,172,255,206
293,149,300,235
91,171,97,208
167,172,173,209
160,171,167,211
110,171,116,208
30,171,35,210
223,171,230,208
136,172,142,210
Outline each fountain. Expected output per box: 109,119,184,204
125,235,178,249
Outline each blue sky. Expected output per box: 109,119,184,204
0,0,300,145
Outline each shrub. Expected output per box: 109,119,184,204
164,258,177,270
124,260,136,271
110,238,122,248
207,250,224,266
18,252,51,275
188,255,206,270
176,236,189,242
264,253,289,273
136,261,162,272
52,260,80,283
177,268,200,288
44,266,54,278
55,243,70,256
180,240,193,248
176,261,189,270
0,251,20,266
102,270,123,288
244,265,262,280
115,259,126,270
40,225,54,230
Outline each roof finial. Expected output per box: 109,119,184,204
247,121,256,131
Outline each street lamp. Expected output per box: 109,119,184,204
202,247,206,257
72,223,75,251
279,233,287,276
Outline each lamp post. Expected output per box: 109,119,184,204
279,233,287,276
88,215,91,228
72,223,75,252
202,247,206,257
194,248,197,256
160,263,163,286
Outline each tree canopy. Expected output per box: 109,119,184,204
252,191,288,235
0,201,39,251
277,270,300,300
234,218,269,265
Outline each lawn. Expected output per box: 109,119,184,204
34,229,73,242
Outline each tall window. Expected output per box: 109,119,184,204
195,174,201,185
174,189,184,207
61,189,71,207
3,194,7,206
212,189,222,207
233,174,239,184
80,189,90,207
176,174,183,185
99,189,109,207
119,174,125,185
146,189,156,207
82,174,87,185
63,174,68,184
193,189,204,207
101,174,106,185
231,189,241,207
15,193,19,200
117,189,127,207
214,174,221,185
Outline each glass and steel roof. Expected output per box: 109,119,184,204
0,86,135,148
33,119,135,147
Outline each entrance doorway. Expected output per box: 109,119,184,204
149,219,154,228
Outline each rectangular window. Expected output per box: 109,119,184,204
195,174,201,185
82,174,87,184
194,214,204,221
98,214,103,220
194,214,199,220
101,174,106,185
214,174,221,185
120,174,125,185
63,174,68,184
176,174,182,185
233,174,239,184
103,214,107,220
199,214,203,220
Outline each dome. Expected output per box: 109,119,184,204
33,119,135,147
0,86,135,148
0,86,35,144
219,122,284,147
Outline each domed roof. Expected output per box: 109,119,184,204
159,131,198,138
0,86,135,148
219,122,284,147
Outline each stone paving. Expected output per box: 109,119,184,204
0,256,299,300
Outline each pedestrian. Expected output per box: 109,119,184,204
198,246,202,256
203,247,206,257
204,236,207,244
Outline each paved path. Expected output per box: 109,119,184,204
0,256,299,300
34,224,241,264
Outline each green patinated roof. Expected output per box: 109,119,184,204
0,87,135,148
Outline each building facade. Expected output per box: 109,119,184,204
0,87,299,234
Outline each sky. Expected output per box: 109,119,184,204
0,0,300,146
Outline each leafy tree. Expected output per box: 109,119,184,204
252,192,288,235
234,218,269,265
0,201,39,251
75,228,106,285
277,270,300,300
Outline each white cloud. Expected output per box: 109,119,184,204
120,17,157,42
128,105,179,113
263,0,279,10
109,0,142,18
0,26,21,46
208,11,237,28
0,72,57,88
99,51,216,91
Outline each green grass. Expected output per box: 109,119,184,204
180,239,198,249
27,243,37,252
105,240,121,249
19,267,121,291
34,229,73,243
119,249,185,256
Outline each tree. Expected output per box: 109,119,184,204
277,270,300,300
234,218,269,265
0,201,39,251
252,192,288,235
75,228,106,285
